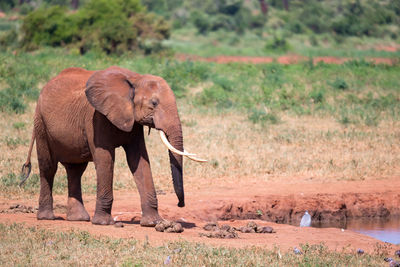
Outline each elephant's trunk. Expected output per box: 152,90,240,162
165,125,185,207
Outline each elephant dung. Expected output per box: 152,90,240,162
155,220,183,233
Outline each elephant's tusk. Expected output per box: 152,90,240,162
184,150,208,162
159,131,196,157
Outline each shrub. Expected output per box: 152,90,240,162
248,108,279,125
191,11,210,35
330,78,348,90
19,0,170,54
309,88,325,103
265,34,290,52
0,28,18,50
21,6,79,49
0,89,27,113
190,0,264,34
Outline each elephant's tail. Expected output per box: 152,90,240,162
19,130,35,187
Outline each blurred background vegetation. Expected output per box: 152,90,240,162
0,0,399,55
0,0,399,125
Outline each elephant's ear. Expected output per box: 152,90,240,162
85,67,138,132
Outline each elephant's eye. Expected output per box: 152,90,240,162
151,98,159,108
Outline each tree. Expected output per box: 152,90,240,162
71,0,79,9
282,0,289,11
259,0,268,15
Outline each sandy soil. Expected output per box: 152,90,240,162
176,54,398,65
1,178,399,253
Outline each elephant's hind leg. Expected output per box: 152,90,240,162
36,134,58,220
64,162,90,221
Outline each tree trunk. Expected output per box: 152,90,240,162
259,0,268,15
283,0,289,11
71,0,79,10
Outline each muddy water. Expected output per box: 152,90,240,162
311,217,400,245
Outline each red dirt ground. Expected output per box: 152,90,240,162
1,178,399,253
176,54,398,65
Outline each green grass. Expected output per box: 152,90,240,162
0,19,17,33
166,27,400,58
0,48,398,190
0,48,399,126
193,60,400,127
0,223,391,266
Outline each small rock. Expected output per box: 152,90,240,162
171,223,183,233
155,220,171,232
247,221,258,229
173,248,181,254
10,204,19,209
219,224,233,232
203,222,219,231
199,232,213,238
238,226,255,233
256,226,275,233
222,230,238,239
164,255,171,265
357,248,364,255
155,220,183,233
293,247,302,255
385,258,394,262
114,222,124,228
199,229,238,239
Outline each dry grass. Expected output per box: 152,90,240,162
1,97,399,198
0,223,389,266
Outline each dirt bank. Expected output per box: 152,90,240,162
1,178,399,253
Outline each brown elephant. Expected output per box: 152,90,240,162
21,66,205,226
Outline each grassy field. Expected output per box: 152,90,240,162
0,48,399,198
0,46,399,265
1,2,400,264
166,27,400,58
0,223,391,266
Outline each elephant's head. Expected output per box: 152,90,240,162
85,66,205,207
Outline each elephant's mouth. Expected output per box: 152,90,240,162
139,115,155,128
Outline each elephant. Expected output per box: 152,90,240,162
21,66,205,226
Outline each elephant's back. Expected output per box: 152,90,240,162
41,67,94,96
38,67,94,112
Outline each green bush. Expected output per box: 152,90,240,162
248,108,279,125
330,78,348,90
190,0,264,34
21,6,79,49
0,28,18,49
265,34,290,52
19,0,170,54
0,88,27,113
309,88,325,103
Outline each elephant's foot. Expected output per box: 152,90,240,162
37,208,55,220
67,197,90,221
140,211,162,227
92,212,115,225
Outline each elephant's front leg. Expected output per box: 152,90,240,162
124,131,162,227
92,147,116,225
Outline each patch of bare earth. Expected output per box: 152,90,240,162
1,178,399,253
